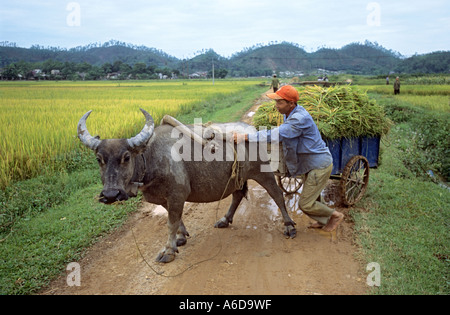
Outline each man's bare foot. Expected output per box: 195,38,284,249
308,222,324,229
322,212,344,232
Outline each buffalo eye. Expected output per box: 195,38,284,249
96,154,105,165
122,152,131,164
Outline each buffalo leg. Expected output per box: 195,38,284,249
214,181,248,228
254,174,297,238
176,219,189,246
156,200,184,263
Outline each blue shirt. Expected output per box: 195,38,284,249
248,105,332,175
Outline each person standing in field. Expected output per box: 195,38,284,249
394,76,401,95
232,85,344,232
270,74,280,92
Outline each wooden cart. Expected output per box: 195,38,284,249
273,136,381,206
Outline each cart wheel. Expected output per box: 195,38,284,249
276,175,303,195
340,155,370,206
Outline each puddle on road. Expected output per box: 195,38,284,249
239,181,339,224
243,186,303,223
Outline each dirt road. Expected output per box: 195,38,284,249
43,93,368,295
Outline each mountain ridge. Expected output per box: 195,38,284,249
1,40,449,75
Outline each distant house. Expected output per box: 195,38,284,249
77,72,87,80
51,69,61,75
107,72,120,80
189,71,207,79
30,69,45,80
157,73,169,80
32,69,42,76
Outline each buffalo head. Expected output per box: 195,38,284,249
77,109,154,204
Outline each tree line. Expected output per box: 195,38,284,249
0,59,181,81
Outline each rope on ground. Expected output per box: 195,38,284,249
131,227,223,278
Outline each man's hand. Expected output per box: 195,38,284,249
231,132,247,144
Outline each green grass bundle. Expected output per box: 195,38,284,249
253,85,392,139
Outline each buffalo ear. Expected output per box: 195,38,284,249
127,141,148,155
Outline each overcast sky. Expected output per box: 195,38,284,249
1,0,449,58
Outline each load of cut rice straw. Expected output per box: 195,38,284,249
252,85,392,139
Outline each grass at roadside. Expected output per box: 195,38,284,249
0,171,141,294
351,92,449,295
353,135,449,294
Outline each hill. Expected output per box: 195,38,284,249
0,40,178,69
395,51,450,73
1,40,449,77
229,42,310,76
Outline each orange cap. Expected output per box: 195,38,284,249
267,85,299,103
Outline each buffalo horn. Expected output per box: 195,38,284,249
77,110,101,150
127,108,155,149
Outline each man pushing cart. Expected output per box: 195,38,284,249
232,85,344,232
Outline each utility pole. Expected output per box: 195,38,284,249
212,57,215,85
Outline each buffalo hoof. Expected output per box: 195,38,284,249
284,225,297,239
176,235,187,247
176,230,189,247
156,247,177,263
214,217,230,229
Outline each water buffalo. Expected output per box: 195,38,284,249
77,109,296,263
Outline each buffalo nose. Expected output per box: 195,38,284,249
99,190,120,204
